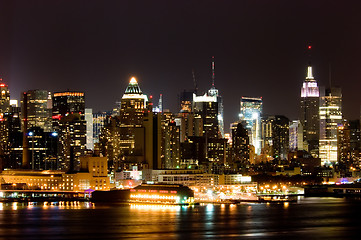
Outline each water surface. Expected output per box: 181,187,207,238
0,197,360,239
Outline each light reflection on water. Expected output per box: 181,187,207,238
0,198,360,239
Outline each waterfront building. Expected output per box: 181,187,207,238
0,155,110,191
300,64,320,157
239,97,263,155
319,87,342,165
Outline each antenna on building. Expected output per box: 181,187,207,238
329,63,332,89
212,56,215,87
192,69,198,94
307,44,312,66
158,94,163,113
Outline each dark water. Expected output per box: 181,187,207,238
0,197,360,240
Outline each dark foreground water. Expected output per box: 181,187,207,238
0,197,360,240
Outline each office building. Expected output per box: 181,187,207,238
93,112,107,145
52,91,86,170
239,97,263,155
319,87,342,165
289,120,303,151
85,108,94,150
262,115,290,160
21,90,52,132
230,122,250,170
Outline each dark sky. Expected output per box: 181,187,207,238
1,0,361,131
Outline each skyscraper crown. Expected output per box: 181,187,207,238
125,77,143,94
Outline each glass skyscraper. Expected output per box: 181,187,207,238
239,97,263,155
319,87,342,165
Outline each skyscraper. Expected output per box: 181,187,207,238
21,90,52,132
193,93,219,139
100,77,162,172
85,108,93,150
289,120,303,151
93,112,107,145
0,78,10,114
239,97,262,155
161,111,180,169
319,87,342,165
0,78,10,162
119,77,148,126
52,91,86,170
300,64,320,157
207,56,224,138
230,122,250,170
261,115,290,160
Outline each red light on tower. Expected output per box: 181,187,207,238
308,45,312,49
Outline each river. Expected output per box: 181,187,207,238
0,197,360,239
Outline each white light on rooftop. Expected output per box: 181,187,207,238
130,77,137,84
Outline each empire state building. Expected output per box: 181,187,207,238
300,64,320,157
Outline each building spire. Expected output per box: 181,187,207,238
158,94,163,112
125,77,143,94
207,56,219,97
211,56,215,87
306,65,314,80
306,45,314,80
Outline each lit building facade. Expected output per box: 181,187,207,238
300,65,320,157
261,115,290,160
239,97,263,155
319,87,342,165
193,93,219,139
0,78,10,114
161,111,180,169
230,122,250,170
0,155,110,191
52,91,86,171
0,78,10,159
93,112,107,145
289,120,303,151
119,77,148,126
21,90,52,132
85,108,93,150
100,77,161,173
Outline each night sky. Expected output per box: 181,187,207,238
1,0,361,131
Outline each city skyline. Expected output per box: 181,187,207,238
1,1,361,129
